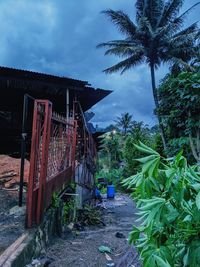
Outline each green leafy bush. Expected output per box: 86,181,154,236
123,142,200,267
96,168,124,190
158,70,200,164
123,123,163,177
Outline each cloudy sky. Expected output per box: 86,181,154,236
0,0,199,127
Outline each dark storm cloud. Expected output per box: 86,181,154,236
0,0,199,127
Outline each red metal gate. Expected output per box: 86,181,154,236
26,100,77,227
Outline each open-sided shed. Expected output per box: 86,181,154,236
0,66,111,155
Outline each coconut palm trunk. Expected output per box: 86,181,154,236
150,63,167,150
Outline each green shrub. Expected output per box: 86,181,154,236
63,199,75,224
123,142,200,267
96,168,124,191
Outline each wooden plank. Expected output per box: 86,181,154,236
0,233,28,266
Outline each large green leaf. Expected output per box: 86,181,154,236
128,226,140,244
154,255,171,267
136,154,157,163
134,141,159,155
195,191,200,210
142,157,160,177
191,183,200,192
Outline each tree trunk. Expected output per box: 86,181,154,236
189,133,199,163
124,127,127,135
150,63,167,151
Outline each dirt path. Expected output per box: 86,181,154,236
45,194,141,267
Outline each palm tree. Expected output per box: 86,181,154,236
116,112,132,135
97,0,200,150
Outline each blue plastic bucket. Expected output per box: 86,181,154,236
107,185,115,198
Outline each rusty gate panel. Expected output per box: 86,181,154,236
26,100,77,227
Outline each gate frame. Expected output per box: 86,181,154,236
26,100,77,227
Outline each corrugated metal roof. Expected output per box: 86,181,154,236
0,66,89,87
0,66,112,112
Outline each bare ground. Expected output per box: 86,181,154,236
45,194,141,267
0,189,26,255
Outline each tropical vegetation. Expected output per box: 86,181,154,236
96,1,200,266
123,143,200,267
115,112,133,135
98,0,200,150
158,70,200,164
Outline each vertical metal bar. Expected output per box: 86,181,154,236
19,94,35,207
26,100,39,228
36,101,52,225
19,95,28,207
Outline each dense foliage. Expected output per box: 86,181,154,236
123,142,200,267
158,70,200,163
123,122,161,176
97,114,162,188
99,131,122,170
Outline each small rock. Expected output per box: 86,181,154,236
9,205,26,216
31,259,41,266
27,256,54,267
71,241,82,245
67,222,74,230
39,256,54,267
115,232,125,238
106,263,115,267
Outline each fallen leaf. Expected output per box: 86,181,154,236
98,245,112,253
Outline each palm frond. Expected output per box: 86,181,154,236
171,22,199,40
97,39,139,49
160,43,198,64
155,5,199,39
159,0,183,27
103,53,144,74
104,46,144,58
135,0,146,20
171,2,200,30
143,0,164,28
102,9,137,37
169,57,195,72
137,16,154,37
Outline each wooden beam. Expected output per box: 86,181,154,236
0,233,28,266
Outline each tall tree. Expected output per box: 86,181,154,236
158,69,200,163
116,112,132,134
97,0,200,150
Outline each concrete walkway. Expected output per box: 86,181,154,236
43,194,141,267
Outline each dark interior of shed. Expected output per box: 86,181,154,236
0,67,111,157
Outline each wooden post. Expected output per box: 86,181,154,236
66,89,69,121
72,120,77,173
